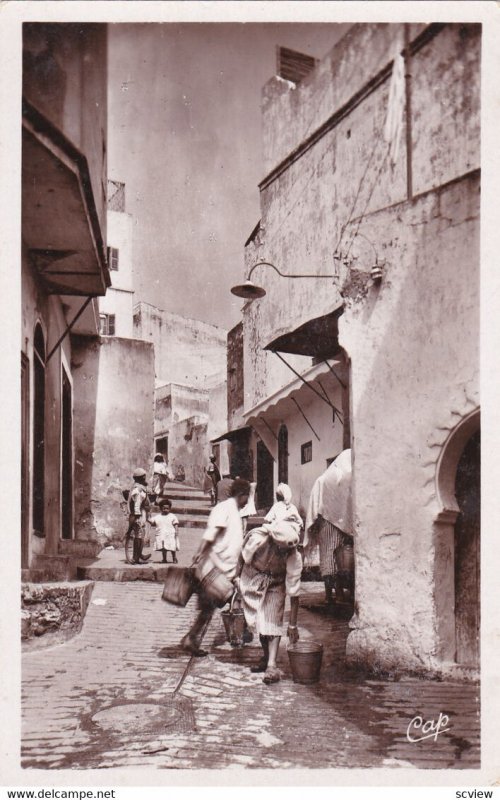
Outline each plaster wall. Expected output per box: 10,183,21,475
133,302,227,389
244,24,480,416
208,380,228,442
23,23,108,241
243,22,480,672
98,289,134,339
341,173,479,671
71,335,155,546
251,383,344,518
99,209,135,337
22,246,74,565
167,418,209,489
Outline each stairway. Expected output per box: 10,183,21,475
159,481,212,530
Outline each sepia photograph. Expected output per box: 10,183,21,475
2,0,499,789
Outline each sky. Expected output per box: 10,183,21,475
107,23,350,332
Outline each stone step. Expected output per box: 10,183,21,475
174,516,207,529
162,493,211,505
76,563,180,583
31,554,71,582
167,505,211,516
58,539,101,558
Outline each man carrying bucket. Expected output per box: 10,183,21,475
179,478,250,657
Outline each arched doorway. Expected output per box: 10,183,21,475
278,424,288,484
454,429,480,666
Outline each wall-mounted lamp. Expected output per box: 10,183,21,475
337,232,385,285
230,260,334,301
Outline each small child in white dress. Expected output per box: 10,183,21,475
150,499,179,563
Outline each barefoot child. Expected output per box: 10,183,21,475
150,499,179,563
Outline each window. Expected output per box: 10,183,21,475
99,313,115,336
301,441,312,465
107,246,119,271
278,424,288,483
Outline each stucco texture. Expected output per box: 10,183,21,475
72,335,155,546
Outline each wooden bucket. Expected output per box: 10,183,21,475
161,566,195,607
287,641,323,684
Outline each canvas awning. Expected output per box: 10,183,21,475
264,307,343,359
211,425,252,445
243,360,346,426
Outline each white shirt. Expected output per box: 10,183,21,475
202,496,243,579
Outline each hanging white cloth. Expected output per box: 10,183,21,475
304,448,353,548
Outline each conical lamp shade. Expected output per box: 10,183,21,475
230,280,266,300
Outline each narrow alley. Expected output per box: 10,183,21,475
22,539,480,771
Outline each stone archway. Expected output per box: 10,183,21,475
434,407,480,667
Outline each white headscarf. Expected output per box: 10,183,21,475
305,449,353,542
276,482,292,505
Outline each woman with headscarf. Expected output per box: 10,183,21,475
237,518,302,685
304,448,354,605
265,483,303,529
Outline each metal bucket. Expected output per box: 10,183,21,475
335,543,354,572
287,641,323,684
221,593,246,647
161,566,194,607
193,558,234,608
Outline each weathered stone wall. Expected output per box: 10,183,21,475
243,23,480,672
342,172,479,672
21,244,74,563
134,302,227,389
227,322,244,428
99,208,135,338
72,335,155,545
23,23,108,242
244,23,480,415
21,581,94,649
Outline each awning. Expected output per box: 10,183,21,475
22,99,110,297
264,307,343,358
243,360,346,425
211,425,252,444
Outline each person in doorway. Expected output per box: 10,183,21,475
265,483,303,529
127,467,152,564
205,455,221,505
238,518,302,685
304,449,354,604
151,453,168,499
180,478,250,657
150,498,179,563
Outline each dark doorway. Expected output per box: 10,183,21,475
278,424,288,484
229,432,253,481
33,324,45,537
61,368,73,539
256,440,274,511
21,353,30,568
155,435,169,462
454,429,480,667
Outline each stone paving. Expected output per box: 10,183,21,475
21,579,480,771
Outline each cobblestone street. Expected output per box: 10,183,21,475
22,576,480,771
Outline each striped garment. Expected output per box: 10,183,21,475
239,528,302,637
239,564,288,636
318,519,346,578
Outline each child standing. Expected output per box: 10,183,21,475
150,499,179,563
